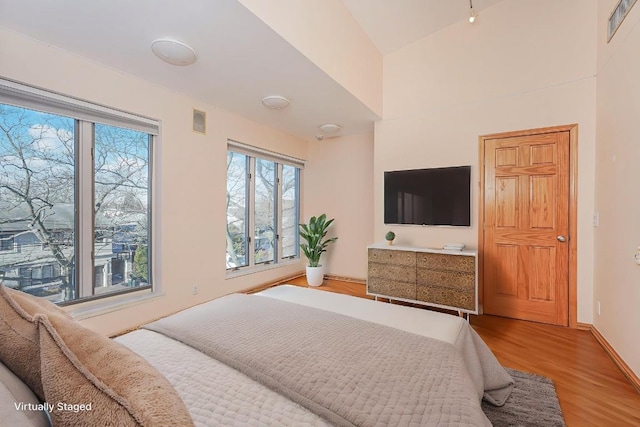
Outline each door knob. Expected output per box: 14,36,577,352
557,235,567,242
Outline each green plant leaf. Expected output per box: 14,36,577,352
298,213,338,267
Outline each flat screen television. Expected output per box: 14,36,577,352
384,166,471,226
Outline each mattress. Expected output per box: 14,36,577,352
254,285,464,345
117,285,512,426
117,329,330,426
255,286,508,406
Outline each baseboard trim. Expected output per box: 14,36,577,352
576,322,592,331
324,274,366,285
583,323,640,394
241,273,364,294
241,271,305,294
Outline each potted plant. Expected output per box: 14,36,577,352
385,231,396,245
299,214,338,286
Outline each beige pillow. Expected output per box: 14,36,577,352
1,286,72,320
37,314,194,426
0,285,69,400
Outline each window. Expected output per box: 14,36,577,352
0,79,157,304
0,234,14,252
226,141,301,272
254,158,276,264
281,164,299,259
93,124,151,294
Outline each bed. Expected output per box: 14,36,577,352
0,283,513,426
115,285,514,426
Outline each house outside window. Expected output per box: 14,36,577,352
0,234,14,252
226,141,302,272
0,79,158,304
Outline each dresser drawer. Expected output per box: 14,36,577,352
368,248,416,267
367,278,416,300
367,245,477,313
417,269,475,291
416,253,475,273
368,262,416,283
416,284,475,311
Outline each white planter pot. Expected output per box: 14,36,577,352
305,266,325,287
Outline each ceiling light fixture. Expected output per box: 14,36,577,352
261,95,290,109
318,123,341,134
468,0,477,23
151,39,197,66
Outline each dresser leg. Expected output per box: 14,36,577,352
457,311,470,322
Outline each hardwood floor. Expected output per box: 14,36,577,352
268,277,640,427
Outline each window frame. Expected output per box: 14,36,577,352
252,156,278,266
226,140,303,276
0,78,160,307
0,234,16,252
279,165,300,260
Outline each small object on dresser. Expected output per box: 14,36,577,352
443,243,465,251
385,231,396,245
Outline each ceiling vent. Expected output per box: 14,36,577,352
193,109,206,134
608,0,637,41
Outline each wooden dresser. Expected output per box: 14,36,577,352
367,243,478,314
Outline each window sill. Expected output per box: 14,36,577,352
225,258,301,279
66,288,165,320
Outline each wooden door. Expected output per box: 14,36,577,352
483,130,570,326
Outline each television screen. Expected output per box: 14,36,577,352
384,166,471,226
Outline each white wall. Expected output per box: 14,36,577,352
0,28,308,336
303,133,374,280
377,0,598,323
594,0,640,376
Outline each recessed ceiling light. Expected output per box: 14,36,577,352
151,39,197,66
318,123,341,134
261,95,290,109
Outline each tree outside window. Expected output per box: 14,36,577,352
226,148,300,271
0,103,152,303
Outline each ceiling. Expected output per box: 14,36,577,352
343,0,505,55
0,0,503,141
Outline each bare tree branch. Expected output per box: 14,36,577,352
1,105,151,294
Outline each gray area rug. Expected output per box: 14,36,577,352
483,368,566,427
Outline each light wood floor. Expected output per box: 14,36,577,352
269,277,640,427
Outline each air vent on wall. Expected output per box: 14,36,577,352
193,109,206,134
608,0,637,42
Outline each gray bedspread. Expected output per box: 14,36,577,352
144,293,508,427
